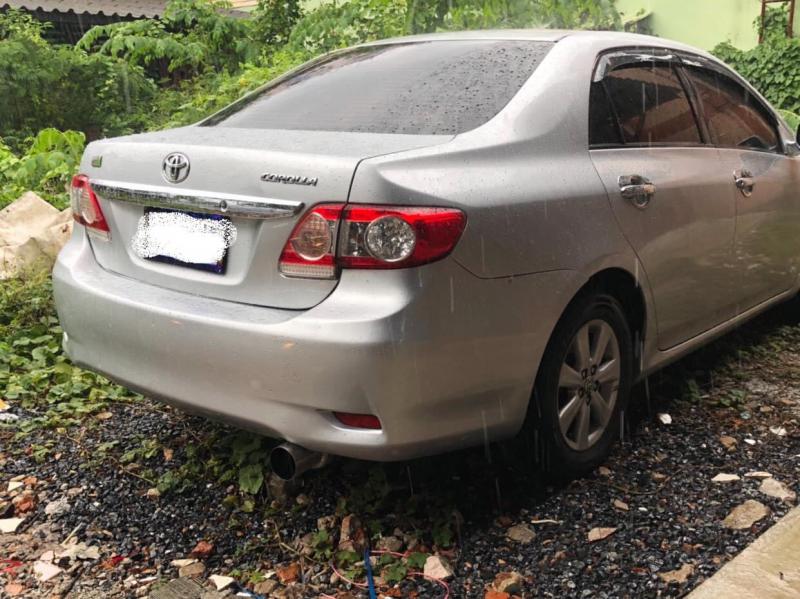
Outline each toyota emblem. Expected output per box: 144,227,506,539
162,152,190,184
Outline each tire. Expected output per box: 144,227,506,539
527,290,633,479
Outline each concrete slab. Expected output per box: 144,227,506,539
689,506,800,599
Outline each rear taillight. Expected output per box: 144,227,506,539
70,175,110,240
278,204,466,279
333,412,382,430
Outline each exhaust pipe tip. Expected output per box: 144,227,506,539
270,443,329,481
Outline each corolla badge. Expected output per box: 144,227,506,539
261,172,318,187
162,152,190,184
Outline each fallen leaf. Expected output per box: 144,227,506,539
587,527,617,542
95,411,113,421
189,540,214,559
163,448,174,461
276,562,300,584
0,399,8,411
658,563,694,584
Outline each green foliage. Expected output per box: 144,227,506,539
0,273,139,432
77,0,260,78
251,0,301,47
713,7,800,114
440,0,620,31
0,8,50,43
286,0,407,54
0,38,155,146
0,129,85,209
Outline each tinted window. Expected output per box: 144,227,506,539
589,81,622,146
687,67,780,152
204,41,553,135
603,64,701,145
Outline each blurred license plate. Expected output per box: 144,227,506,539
131,208,236,274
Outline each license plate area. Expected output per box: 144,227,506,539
131,208,236,275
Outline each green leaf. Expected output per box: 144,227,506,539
238,464,264,494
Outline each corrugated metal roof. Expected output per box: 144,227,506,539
0,0,249,17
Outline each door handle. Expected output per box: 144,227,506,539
734,169,755,197
618,175,656,208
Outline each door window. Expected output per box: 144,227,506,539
593,63,702,146
686,67,780,152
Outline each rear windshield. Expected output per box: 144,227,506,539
203,40,553,135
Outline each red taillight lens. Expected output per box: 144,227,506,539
333,412,382,430
278,203,466,279
279,204,344,279
70,175,110,239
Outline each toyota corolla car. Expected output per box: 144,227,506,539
53,29,800,479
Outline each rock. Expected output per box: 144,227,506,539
613,499,629,511
95,411,113,420
146,488,161,499
276,562,300,584
338,514,366,553
58,542,101,561
651,472,668,482
171,558,198,568
376,535,404,553
711,473,740,483
506,524,536,544
252,580,278,595
208,575,234,590
658,563,694,584
33,560,62,582
4,583,25,597
190,540,214,559
719,436,737,450
0,501,12,518
295,493,311,507
587,527,617,542
769,426,787,437
39,550,55,562
657,413,672,425
744,438,757,446
179,561,207,578
0,413,19,422
597,466,612,477
722,500,770,529
492,571,523,594
759,478,796,504
6,480,23,492
744,471,772,479
44,498,70,517
0,517,24,533
485,591,511,599
424,555,454,581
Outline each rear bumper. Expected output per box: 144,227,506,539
53,229,580,461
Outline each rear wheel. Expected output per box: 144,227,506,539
528,292,633,478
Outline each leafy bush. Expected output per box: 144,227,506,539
251,0,301,47
440,0,621,31
0,129,85,209
0,273,139,432
713,7,800,114
77,0,260,79
0,39,156,147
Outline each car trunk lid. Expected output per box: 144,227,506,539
82,126,450,309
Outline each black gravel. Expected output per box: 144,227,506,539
2,300,799,598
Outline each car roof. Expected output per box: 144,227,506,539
363,29,715,60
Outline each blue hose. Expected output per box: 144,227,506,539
364,546,378,599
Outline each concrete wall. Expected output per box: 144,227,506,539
616,0,798,50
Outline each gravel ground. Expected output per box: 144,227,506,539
2,301,800,599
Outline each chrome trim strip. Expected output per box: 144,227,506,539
90,180,304,219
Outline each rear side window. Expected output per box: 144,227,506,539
204,41,553,135
597,63,701,145
686,67,780,152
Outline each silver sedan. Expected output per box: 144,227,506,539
53,29,800,479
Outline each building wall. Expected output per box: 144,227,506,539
616,0,798,50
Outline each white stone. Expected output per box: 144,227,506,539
722,500,770,529
209,575,235,590
423,555,454,581
170,558,198,568
44,498,70,517
34,561,62,582
711,473,741,483
657,413,672,425
0,518,24,534
769,426,788,437
744,471,772,479
759,478,797,504
506,524,536,544
6,481,23,492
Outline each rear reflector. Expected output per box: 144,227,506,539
279,203,466,279
70,174,110,240
333,412,382,430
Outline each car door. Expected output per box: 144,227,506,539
683,64,800,309
588,52,738,350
